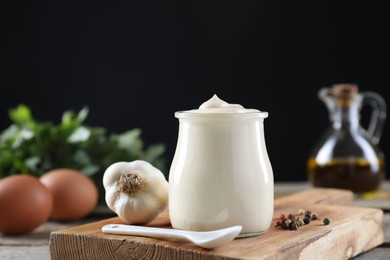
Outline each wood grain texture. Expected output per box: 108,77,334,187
49,188,383,260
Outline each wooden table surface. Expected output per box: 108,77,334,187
1,181,389,260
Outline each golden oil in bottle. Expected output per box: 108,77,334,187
307,158,385,193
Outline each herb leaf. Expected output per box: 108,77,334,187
0,104,167,205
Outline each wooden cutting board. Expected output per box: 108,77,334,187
49,188,384,260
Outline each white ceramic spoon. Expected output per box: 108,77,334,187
101,224,242,249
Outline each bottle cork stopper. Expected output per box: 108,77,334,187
331,83,359,99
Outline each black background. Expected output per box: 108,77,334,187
1,1,389,182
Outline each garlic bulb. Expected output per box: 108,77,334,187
103,160,169,224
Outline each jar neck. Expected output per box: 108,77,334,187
331,104,360,130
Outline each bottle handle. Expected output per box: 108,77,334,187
361,92,387,145
318,87,334,113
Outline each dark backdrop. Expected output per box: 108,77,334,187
1,1,389,181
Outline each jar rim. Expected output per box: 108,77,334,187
174,111,269,119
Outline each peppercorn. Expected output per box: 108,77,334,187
305,210,312,219
311,213,319,220
283,219,292,228
290,221,298,230
303,217,310,224
297,218,305,227
323,218,330,225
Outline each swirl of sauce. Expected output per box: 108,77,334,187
187,94,260,113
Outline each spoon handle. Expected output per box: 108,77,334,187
102,224,186,241
102,224,242,249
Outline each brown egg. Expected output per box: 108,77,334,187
0,175,53,234
40,168,98,221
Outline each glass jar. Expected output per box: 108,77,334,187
169,95,274,235
308,84,387,193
